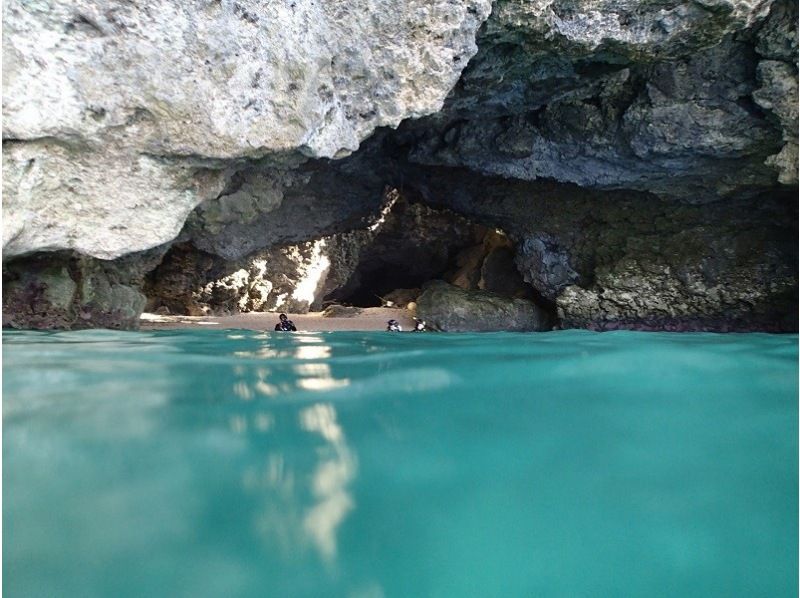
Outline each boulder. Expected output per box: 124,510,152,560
416,280,552,332
322,305,363,318
2,247,165,330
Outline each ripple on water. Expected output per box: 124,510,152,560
3,329,797,597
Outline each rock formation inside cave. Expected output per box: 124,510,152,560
143,189,542,317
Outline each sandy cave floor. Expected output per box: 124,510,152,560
139,307,416,332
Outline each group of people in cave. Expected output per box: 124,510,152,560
272,313,427,332
385,318,427,332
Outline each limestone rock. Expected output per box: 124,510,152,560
186,154,386,261
321,195,485,306
402,0,789,200
753,60,799,185
144,239,333,316
515,233,580,302
381,288,420,309
2,141,229,260
3,0,797,333
3,0,491,258
448,229,534,298
416,280,552,332
146,191,488,315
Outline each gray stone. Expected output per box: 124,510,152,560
401,165,798,332
416,280,553,332
2,0,797,332
322,305,363,318
402,0,790,200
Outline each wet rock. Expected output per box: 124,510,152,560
403,165,798,332
2,258,77,329
416,280,553,332
3,247,165,330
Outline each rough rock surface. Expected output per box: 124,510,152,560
405,167,797,331
144,240,334,316
753,0,799,184
448,229,534,299
3,0,491,258
3,247,166,329
416,280,552,332
400,0,795,199
184,151,389,261
323,196,486,306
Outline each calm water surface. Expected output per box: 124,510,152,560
3,329,797,597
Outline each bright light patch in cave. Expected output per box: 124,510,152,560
367,188,400,232
291,239,331,306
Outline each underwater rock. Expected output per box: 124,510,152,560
416,280,552,332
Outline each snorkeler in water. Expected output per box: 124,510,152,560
412,317,427,332
274,313,297,332
386,319,402,332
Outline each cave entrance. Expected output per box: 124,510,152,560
323,190,536,308
333,264,434,307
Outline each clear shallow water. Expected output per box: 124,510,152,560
3,329,797,597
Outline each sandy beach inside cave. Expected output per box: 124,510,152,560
139,307,416,332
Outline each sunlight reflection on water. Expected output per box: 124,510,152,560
2,329,797,598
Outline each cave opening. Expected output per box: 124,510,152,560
142,186,551,319
322,190,539,310
330,263,438,308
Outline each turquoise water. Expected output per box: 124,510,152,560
3,329,797,597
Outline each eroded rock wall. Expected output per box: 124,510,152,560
3,246,167,329
400,0,797,198
402,167,797,331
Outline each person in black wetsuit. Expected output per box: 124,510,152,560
386,319,402,332
274,313,297,331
